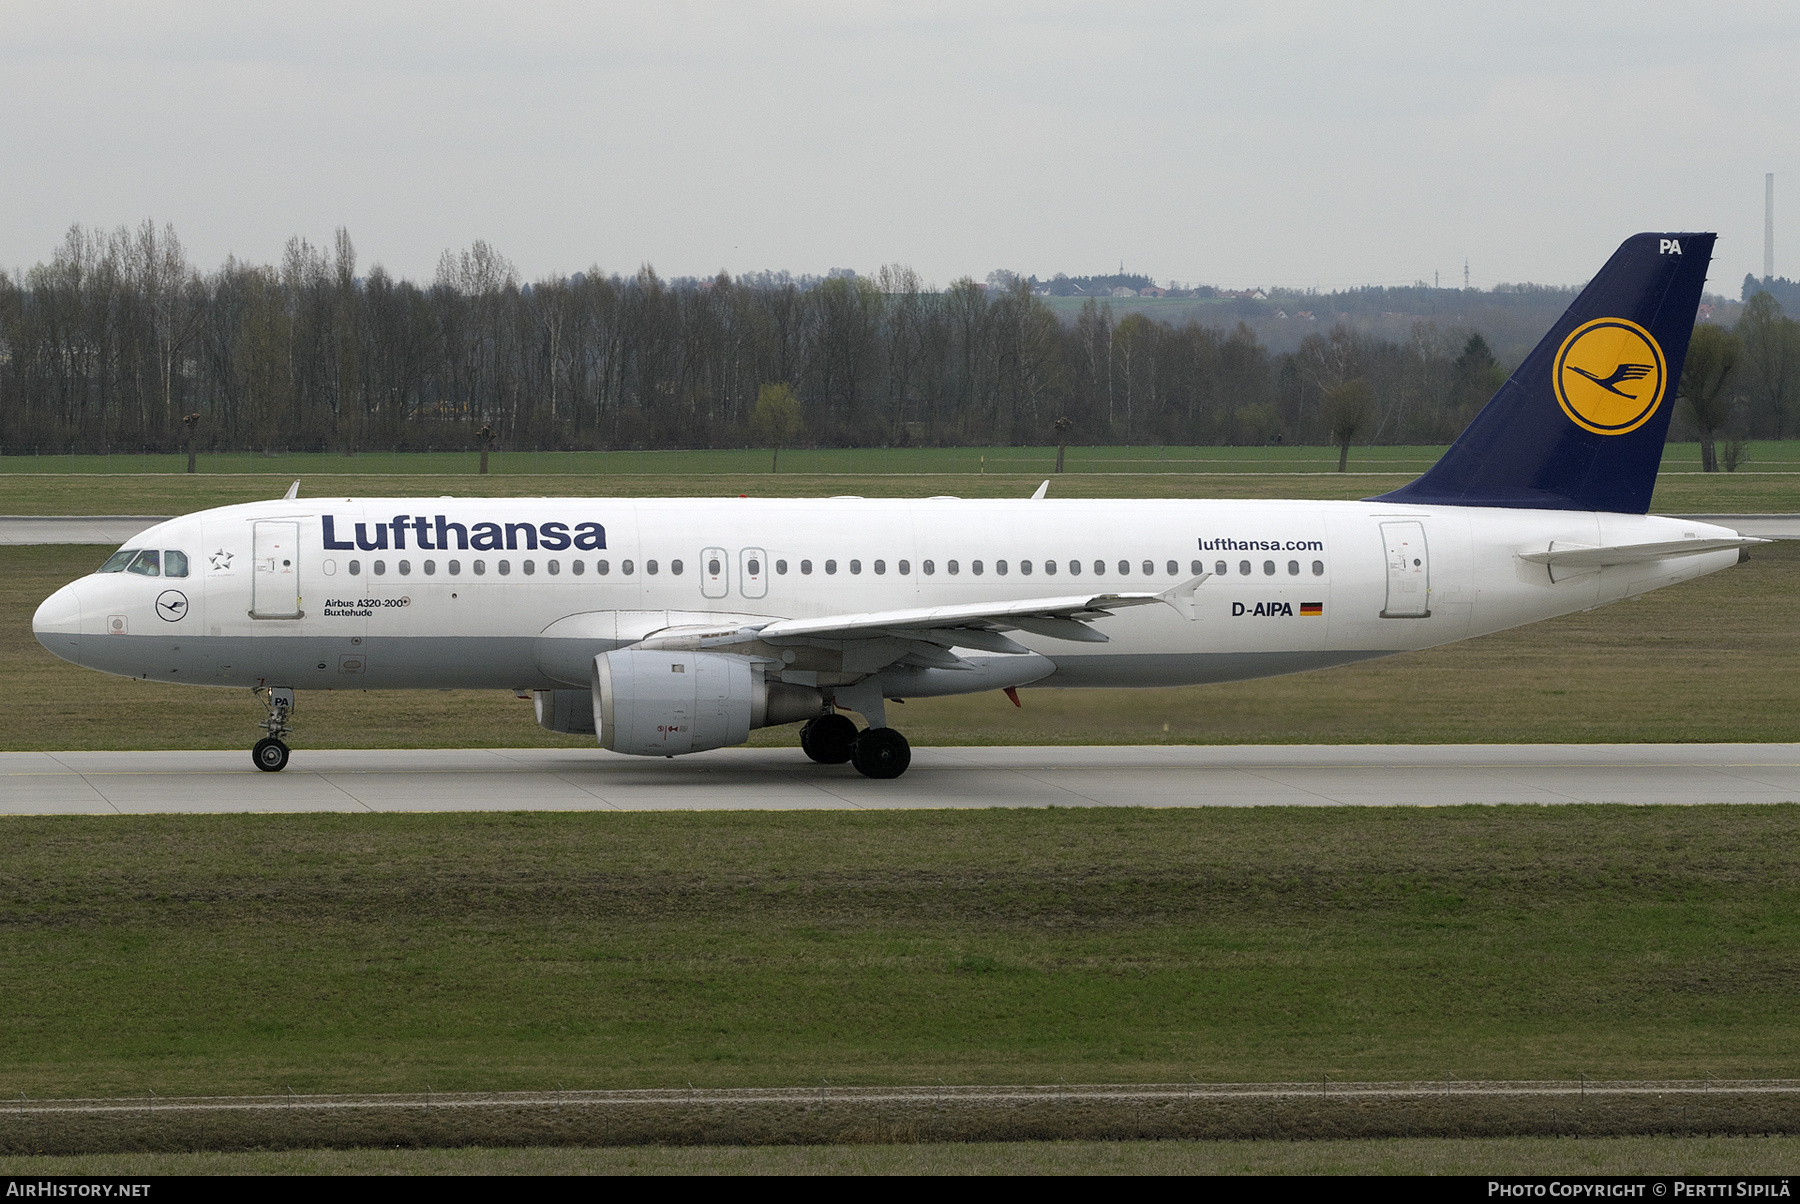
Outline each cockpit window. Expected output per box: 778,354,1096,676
98,550,136,573
164,550,189,578
126,550,161,577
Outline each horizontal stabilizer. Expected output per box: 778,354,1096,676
1518,537,1764,570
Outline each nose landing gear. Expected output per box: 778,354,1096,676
252,686,295,772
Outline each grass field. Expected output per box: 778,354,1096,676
4,441,1800,479
6,1135,1799,1175
5,455,1800,1162
2,445,1799,516
1,805,1797,1101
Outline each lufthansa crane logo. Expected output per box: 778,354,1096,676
1552,317,1666,436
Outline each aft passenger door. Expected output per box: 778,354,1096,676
251,520,302,619
1379,520,1430,618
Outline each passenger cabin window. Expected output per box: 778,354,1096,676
972,560,984,576
1191,560,1203,575
399,560,412,575
996,560,1008,576
473,560,486,575
374,560,387,576
923,560,936,575
1067,560,1079,575
800,559,813,575
1215,560,1227,576
349,559,362,575
1166,560,1178,576
1094,560,1105,575
499,560,512,576
1313,560,1325,576
127,550,161,576
1043,560,1055,575
98,550,136,573
775,559,788,574
825,560,837,575
671,560,683,575
1287,560,1299,575
522,560,535,576
645,560,658,575
424,560,437,575
548,559,561,575
1019,560,1032,575
598,560,610,575
947,560,959,575
571,560,584,575
1239,560,1251,575
164,551,189,578
849,560,862,574
898,559,910,574
1117,560,1129,575
1141,560,1153,576
1263,560,1276,575
448,560,460,575
873,559,886,575
621,559,634,575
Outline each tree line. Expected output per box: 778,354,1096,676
2,221,1796,467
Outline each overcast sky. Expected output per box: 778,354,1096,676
3,1,1795,294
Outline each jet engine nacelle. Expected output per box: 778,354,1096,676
589,649,824,756
533,688,598,734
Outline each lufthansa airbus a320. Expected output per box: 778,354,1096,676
33,233,1754,778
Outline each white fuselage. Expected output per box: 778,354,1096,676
33,496,1741,695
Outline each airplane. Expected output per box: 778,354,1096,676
32,232,1759,779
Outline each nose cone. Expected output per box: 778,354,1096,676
33,583,82,663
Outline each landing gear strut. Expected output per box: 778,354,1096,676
252,686,294,772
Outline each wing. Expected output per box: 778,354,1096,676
632,576,1210,672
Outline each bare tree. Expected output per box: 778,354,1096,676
1678,323,1743,472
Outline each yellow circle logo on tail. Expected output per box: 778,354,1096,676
1553,317,1667,435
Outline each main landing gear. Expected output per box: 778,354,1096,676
800,713,912,780
252,686,294,772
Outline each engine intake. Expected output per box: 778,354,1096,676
583,649,823,755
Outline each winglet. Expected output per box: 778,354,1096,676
283,480,300,501
1030,480,1049,501
1157,573,1210,621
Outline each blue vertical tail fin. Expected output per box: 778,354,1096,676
1373,232,1714,513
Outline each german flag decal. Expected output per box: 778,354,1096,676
1300,602,1323,616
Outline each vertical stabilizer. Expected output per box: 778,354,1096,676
1374,232,1714,514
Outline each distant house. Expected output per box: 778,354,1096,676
1111,287,1137,297
1296,310,1315,321
1138,285,1168,297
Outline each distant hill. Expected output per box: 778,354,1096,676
1744,274,1800,313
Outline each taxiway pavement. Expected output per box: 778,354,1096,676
3,744,1798,814
0,516,170,545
